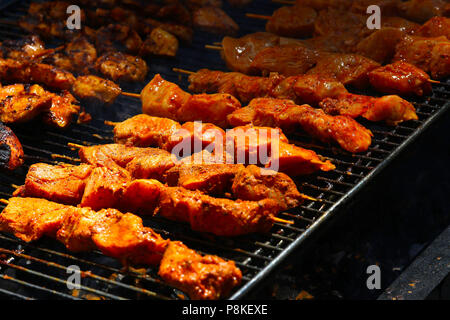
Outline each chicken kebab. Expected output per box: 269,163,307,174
130,75,373,153
0,197,242,299
0,122,24,170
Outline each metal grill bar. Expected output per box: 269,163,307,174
0,0,448,300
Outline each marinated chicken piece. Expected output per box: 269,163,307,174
368,61,432,96
156,3,192,26
302,32,360,53
416,17,450,39
142,18,193,44
72,75,120,105
165,121,226,154
28,86,80,129
95,52,148,82
64,36,97,74
0,197,241,299
381,16,420,34
250,44,321,76
306,54,380,89
398,0,450,23
112,114,182,148
164,163,241,196
0,58,32,83
265,5,317,38
320,93,418,126
228,98,373,153
44,52,75,73
156,186,280,236
231,165,303,210
0,89,52,123
193,7,239,36
393,35,450,79
0,197,68,242
188,69,348,105
141,74,241,128
226,125,335,175
140,28,179,57
221,32,281,74
78,144,176,180
15,163,93,205
0,35,46,61
29,63,76,91
355,28,406,64
0,123,24,170
159,241,242,300
118,179,163,214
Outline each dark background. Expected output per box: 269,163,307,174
249,110,450,300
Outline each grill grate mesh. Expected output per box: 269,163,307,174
0,0,449,300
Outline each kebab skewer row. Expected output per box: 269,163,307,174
115,75,373,153
0,197,242,300
12,160,298,236
174,68,419,127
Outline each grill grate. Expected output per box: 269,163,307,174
0,0,449,300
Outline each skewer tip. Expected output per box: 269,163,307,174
0,199,9,205
67,142,85,149
245,13,271,20
428,79,441,84
205,44,223,51
272,217,294,225
172,67,195,75
121,91,141,99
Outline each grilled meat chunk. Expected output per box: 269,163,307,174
95,52,148,82
64,36,97,74
140,28,179,57
159,241,242,300
227,98,373,153
0,35,46,61
231,165,303,210
368,61,432,96
416,17,450,39
393,35,450,79
265,5,317,38
0,122,24,170
29,63,77,91
193,7,239,36
320,93,418,126
141,74,240,128
156,186,280,236
72,75,121,105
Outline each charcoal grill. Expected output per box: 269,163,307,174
0,0,449,300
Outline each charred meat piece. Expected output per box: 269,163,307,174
29,63,76,91
393,35,450,79
159,241,242,300
72,75,121,105
368,61,432,96
266,5,317,38
227,98,373,153
64,36,97,74
141,74,240,128
156,186,280,236
0,35,46,61
94,24,143,55
140,28,179,57
95,51,148,82
320,93,418,126
142,18,193,44
0,122,24,170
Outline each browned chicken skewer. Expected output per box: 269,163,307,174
0,197,242,300
0,122,24,170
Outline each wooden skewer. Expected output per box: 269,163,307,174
67,142,85,149
172,67,195,75
104,120,120,126
246,13,272,20
428,79,441,84
51,153,80,162
121,91,141,99
204,44,223,51
11,184,20,189
0,199,9,205
301,194,319,201
272,217,294,225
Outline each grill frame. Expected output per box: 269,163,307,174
0,0,449,300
